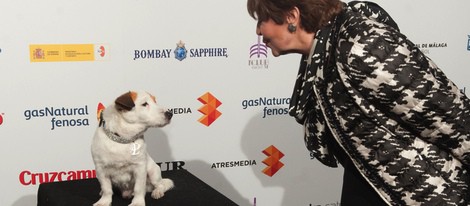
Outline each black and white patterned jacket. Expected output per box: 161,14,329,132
289,2,470,205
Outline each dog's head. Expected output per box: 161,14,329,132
114,91,172,128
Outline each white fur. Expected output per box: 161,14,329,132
91,91,174,206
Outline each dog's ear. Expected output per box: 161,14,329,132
146,91,157,103
115,91,137,112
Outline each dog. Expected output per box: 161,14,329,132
91,91,174,206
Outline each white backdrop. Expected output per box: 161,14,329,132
1,0,469,205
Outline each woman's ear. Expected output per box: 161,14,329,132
286,6,300,24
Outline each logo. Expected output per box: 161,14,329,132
97,103,105,119
0,113,4,125
133,40,228,61
467,35,470,51
168,107,192,115
24,105,90,130
248,36,269,69
32,48,45,60
461,87,467,94
18,161,184,187
198,92,222,126
96,102,105,122
262,145,284,177
30,44,108,62
211,159,257,169
250,36,268,58
19,169,96,186
95,44,109,60
98,45,106,57
415,41,448,55
241,97,290,118
156,161,186,171
174,40,188,61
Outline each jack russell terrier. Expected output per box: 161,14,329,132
91,91,174,206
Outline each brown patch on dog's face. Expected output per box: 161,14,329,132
150,94,157,103
115,91,137,111
130,92,137,102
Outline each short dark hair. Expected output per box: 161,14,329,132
247,0,343,33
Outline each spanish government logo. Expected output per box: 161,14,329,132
174,40,188,61
32,48,45,60
29,44,108,62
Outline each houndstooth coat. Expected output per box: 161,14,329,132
289,2,470,205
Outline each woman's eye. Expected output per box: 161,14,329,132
142,102,148,107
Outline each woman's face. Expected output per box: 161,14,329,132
256,19,293,57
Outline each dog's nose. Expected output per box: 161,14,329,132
164,111,173,120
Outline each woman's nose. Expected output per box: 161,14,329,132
255,20,262,35
256,26,261,35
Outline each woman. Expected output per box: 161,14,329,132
247,0,470,205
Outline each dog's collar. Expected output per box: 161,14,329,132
102,126,144,144
99,113,144,144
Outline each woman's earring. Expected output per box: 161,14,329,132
288,23,297,33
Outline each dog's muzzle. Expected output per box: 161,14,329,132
165,111,173,120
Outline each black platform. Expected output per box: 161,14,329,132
37,169,238,206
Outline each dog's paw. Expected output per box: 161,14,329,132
128,198,145,206
151,188,164,199
150,180,173,199
93,197,112,206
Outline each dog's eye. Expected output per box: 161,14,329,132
142,102,148,107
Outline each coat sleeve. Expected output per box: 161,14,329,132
335,17,470,166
